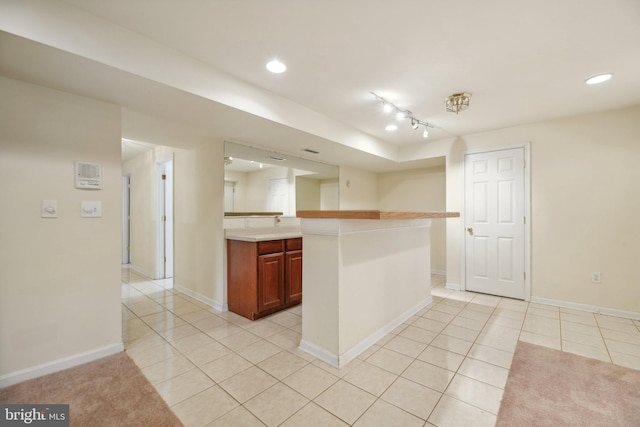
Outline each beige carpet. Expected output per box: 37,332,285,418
0,352,183,427
497,341,640,427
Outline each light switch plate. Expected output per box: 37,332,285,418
42,200,58,218
81,201,102,218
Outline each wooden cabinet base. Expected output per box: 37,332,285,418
227,238,302,320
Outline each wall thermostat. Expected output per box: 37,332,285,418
75,162,102,189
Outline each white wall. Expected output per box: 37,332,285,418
0,77,122,382
402,106,640,314
173,140,225,309
321,179,339,210
296,176,321,210
224,170,248,212
378,166,447,272
339,165,378,209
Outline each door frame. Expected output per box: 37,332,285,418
155,158,174,279
460,142,531,300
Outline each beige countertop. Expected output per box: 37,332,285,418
296,210,460,220
224,227,302,242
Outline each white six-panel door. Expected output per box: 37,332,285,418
464,148,526,299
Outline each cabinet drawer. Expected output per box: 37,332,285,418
258,240,284,255
285,238,302,251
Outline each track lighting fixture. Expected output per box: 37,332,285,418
371,92,434,138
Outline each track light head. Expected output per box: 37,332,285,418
411,119,419,130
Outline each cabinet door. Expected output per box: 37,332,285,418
285,250,303,304
258,252,285,313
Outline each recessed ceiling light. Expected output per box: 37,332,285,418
266,59,286,74
585,73,613,85
385,124,398,131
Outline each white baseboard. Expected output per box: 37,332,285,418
0,342,124,388
298,296,433,368
431,269,447,276
129,265,154,280
173,283,227,312
531,296,640,320
445,282,461,291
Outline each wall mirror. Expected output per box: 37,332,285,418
224,141,339,216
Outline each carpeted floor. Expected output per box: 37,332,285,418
0,352,183,426
497,341,640,427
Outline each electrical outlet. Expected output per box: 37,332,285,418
591,272,601,284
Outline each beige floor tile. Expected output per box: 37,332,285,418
354,399,424,427
610,351,640,370
457,308,491,323
236,339,282,364
244,319,287,338
265,329,301,351
342,361,397,396
205,323,244,340
467,343,514,369
398,326,438,344
218,366,278,403
449,315,486,331
159,323,201,342
380,377,441,420
401,359,455,392
428,395,496,427
173,332,217,353
445,374,503,414
282,363,339,399
468,293,502,308
441,324,480,342
357,344,381,360
432,303,464,316
127,341,180,369
484,315,523,330
562,340,611,363
417,345,464,372
519,331,561,350
411,317,448,334
384,335,427,358
171,385,238,427
474,330,518,353
280,402,348,427
268,311,302,328
205,406,264,427
598,320,640,334
314,380,376,425
492,308,526,320
481,323,521,341
258,350,309,380
200,353,253,383
155,368,215,406
312,358,363,378
527,306,560,319
560,312,597,326
180,341,232,366
604,339,640,357
123,323,157,342
422,310,456,323
190,315,228,332
365,347,414,375
245,383,308,426
561,329,606,348
430,334,473,356
179,308,218,323
561,320,600,336
457,357,509,389
217,330,262,351
600,328,640,345
140,354,196,384
496,299,528,312
171,302,203,316
522,314,561,337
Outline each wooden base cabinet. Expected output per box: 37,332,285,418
227,237,302,320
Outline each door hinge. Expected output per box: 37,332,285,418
164,257,167,263
524,272,526,280
524,216,526,224
162,174,166,180
162,215,166,221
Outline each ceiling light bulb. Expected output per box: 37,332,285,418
423,129,429,138
585,73,612,85
383,102,393,113
259,163,263,168
396,111,406,120
266,59,287,73
385,124,398,131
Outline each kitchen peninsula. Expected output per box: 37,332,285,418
296,210,460,368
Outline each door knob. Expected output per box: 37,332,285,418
466,227,473,234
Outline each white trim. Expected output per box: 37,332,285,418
299,296,433,368
531,297,640,321
431,269,447,276
0,343,124,388
130,265,154,280
173,283,227,312
460,142,531,300
445,282,461,291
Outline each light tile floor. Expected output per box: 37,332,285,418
121,269,640,427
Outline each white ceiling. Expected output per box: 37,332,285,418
1,0,639,171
